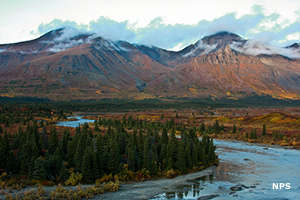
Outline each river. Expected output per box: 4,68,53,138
152,140,300,200
57,116,300,200
56,116,95,127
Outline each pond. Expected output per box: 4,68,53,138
56,116,95,127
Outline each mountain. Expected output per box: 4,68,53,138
0,29,300,100
286,43,300,49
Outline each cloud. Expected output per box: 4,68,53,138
230,40,300,58
48,39,85,52
32,5,300,50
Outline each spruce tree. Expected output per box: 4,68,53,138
176,142,186,172
108,140,120,174
32,157,47,180
262,124,266,136
48,127,58,154
127,136,136,171
162,128,168,144
81,147,93,183
232,124,237,134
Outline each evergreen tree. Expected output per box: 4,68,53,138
108,140,120,174
32,157,47,180
232,124,237,134
200,123,205,134
127,136,136,171
143,136,151,170
48,127,58,154
262,124,266,136
81,147,94,183
176,142,186,172
162,128,168,144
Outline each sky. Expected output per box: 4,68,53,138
0,0,300,50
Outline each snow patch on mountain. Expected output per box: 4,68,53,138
182,41,217,57
0,48,39,54
93,39,131,52
48,39,85,52
230,40,300,59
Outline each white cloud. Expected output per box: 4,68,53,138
230,40,300,58
286,33,300,41
31,5,300,51
48,39,85,52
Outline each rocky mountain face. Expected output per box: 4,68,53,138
0,30,300,100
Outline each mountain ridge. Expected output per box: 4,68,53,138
0,28,300,100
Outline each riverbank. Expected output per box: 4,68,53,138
210,133,300,150
99,167,214,200
0,167,215,200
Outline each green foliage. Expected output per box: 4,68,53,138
232,124,237,134
262,124,266,136
250,129,257,139
0,113,217,185
31,157,47,180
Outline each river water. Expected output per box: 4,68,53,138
152,140,300,200
57,116,300,200
56,116,95,127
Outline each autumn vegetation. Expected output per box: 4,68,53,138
0,104,218,199
1,100,300,199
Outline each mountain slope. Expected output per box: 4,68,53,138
0,29,300,100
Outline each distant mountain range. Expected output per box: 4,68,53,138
0,28,300,100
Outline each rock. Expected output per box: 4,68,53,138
218,186,225,190
230,185,242,191
230,184,249,191
197,194,219,200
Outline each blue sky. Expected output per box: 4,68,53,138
1,0,299,50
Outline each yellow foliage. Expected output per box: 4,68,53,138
64,172,83,186
103,181,120,192
96,90,102,94
188,88,198,95
165,169,178,178
96,174,113,184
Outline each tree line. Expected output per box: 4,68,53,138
0,116,217,184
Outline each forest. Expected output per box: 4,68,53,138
0,109,217,189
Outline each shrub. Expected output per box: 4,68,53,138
64,172,82,186
95,174,113,185
103,181,119,192
135,169,151,181
165,169,178,178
